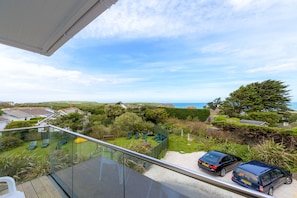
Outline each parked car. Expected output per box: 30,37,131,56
232,160,292,196
197,150,242,176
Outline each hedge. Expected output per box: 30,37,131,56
212,120,297,149
164,108,210,121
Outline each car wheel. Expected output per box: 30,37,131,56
220,168,226,177
268,187,273,196
285,176,292,184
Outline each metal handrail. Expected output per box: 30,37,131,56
1,125,273,198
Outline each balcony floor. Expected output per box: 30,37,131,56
0,176,66,198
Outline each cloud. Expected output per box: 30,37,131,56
81,0,190,39
78,0,297,41
246,60,297,74
200,42,232,54
0,48,142,102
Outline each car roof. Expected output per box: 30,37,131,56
207,150,228,157
237,160,274,175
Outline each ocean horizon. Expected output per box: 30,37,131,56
172,102,297,111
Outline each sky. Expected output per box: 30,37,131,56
1,0,297,104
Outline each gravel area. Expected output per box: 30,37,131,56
145,151,297,198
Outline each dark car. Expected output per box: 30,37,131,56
232,160,292,196
197,150,242,177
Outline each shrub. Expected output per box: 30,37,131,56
247,140,297,170
0,152,49,182
292,127,297,135
88,125,111,139
0,136,23,151
127,142,152,155
164,108,210,121
213,115,228,122
243,112,281,126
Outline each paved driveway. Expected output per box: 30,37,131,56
145,151,297,198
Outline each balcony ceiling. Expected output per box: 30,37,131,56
0,0,117,56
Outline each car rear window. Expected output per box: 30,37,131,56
234,168,259,185
202,153,220,164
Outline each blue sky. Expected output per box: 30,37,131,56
1,0,297,103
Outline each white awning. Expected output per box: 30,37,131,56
0,0,117,56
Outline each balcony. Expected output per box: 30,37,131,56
0,126,271,198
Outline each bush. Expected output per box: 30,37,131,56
247,140,297,171
0,152,49,181
0,136,23,151
243,112,281,126
88,125,111,139
213,115,228,122
164,108,210,121
162,118,208,136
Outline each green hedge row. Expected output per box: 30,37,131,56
164,108,210,121
212,120,296,136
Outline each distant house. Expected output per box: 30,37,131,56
240,119,269,126
0,101,14,106
58,107,84,115
2,107,54,121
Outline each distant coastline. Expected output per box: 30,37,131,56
172,103,206,109
172,102,297,111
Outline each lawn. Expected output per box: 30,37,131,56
168,133,250,161
1,135,160,160
105,136,159,148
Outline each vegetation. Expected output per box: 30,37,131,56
164,108,210,121
205,97,222,110
2,88,297,182
113,112,154,136
50,112,85,132
5,120,36,129
220,80,291,116
0,136,23,151
0,152,49,182
145,108,168,123
166,123,297,172
242,111,281,126
247,140,297,172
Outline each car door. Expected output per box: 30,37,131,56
270,168,285,189
221,155,233,172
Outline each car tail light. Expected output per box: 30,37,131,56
209,165,217,169
198,159,202,163
259,186,264,192
232,172,234,179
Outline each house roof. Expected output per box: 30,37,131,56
0,117,9,123
59,107,84,115
0,0,117,56
240,119,268,126
3,107,54,118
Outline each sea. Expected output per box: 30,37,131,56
172,102,297,111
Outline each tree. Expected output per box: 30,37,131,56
145,108,168,124
206,97,222,110
113,112,153,135
104,104,126,120
221,80,291,116
50,112,84,132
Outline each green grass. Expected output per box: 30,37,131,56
106,136,159,148
2,140,50,157
168,134,250,161
1,138,96,158
1,136,159,160
168,134,203,153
